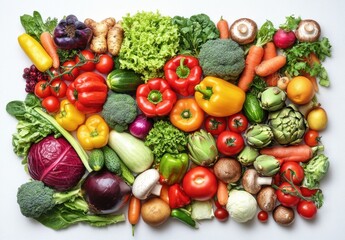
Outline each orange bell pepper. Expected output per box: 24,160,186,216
77,114,109,150
169,98,205,132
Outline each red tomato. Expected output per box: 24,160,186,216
280,162,304,185
62,60,80,81
304,130,321,147
182,166,217,201
34,80,51,98
75,50,96,72
276,182,301,207
42,96,60,113
204,116,227,135
95,54,114,74
216,130,244,156
228,113,249,133
214,207,229,221
48,68,62,81
50,80,67,98
257,210,269,223
300,187,319,197
297,200,317,219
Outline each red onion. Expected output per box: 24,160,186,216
273,29,296,49
129,114,153,139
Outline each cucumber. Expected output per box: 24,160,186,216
89,149,105,171
102,145,122,175
106,69,142,93
243,93,267,123
102,145,135,185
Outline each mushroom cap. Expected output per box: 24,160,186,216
213,158,242,183
295,19,321,42
132,169,160,200
273,205,295,226
242,168,261,194
230,18,257,45
256,186,277,212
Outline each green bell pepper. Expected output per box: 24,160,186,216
159,153,189,185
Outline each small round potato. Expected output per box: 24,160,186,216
141,197,171,227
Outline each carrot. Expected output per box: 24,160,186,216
265,72,279,86
302,71,319,92
159,184,170,204
40,32,60,69
217,16,230,39
260,144,324,162
255,55,287,77
128,196,141,236
237,45,265,92
263,42,277,61
217,180,228,206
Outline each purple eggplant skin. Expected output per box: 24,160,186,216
81,170,131,214
53,15,92,50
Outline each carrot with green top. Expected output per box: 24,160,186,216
128,196,141,236
217,16,230,39
237,20,276,92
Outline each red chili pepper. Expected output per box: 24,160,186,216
66,72,108,114
168,183,191,209
164,55,202,96
136,78,177,117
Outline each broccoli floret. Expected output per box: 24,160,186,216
198,39,245,81
17,180,81,218
101,93,138,132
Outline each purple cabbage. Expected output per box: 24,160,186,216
27,135,86,191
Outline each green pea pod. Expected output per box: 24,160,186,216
171,208,198,229
159,153,189,185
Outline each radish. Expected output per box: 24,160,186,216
273,15,301,49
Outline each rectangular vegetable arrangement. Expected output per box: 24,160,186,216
7,11,331,232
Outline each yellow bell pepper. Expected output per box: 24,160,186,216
77,114,109,150
194,76,245,117
18,33,53,72
55,99,86,131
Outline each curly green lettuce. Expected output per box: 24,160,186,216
119,11,179,81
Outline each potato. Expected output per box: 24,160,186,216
141,197,171,227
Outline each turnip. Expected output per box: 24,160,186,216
273,15,301,49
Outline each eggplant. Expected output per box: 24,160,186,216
53,15,92,50
82,170,131,214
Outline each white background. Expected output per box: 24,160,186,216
1,0,344,240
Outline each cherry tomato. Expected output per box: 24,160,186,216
204,116,227,135
75,50,96,72
276,182,301,207
297,200,317,219
280,162,304,185
300,187,319,197
214,207,229,221
50,80,67,98
95,54,114,74
48,67,62,81
228,113,249,133
216,130,244,156
62,60,80,81
182,166,218,201
304,129,321,147
34,80,51,98
257,210,269,223
42,96,60,113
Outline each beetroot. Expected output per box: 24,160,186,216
27,135,85,191
273,29,296,49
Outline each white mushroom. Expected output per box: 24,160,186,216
242,168,272,194
230,18,257,45
132,169,162,200
295,19,321,42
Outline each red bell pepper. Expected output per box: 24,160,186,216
168,183,191,209
136,78,177,117
164,55,202,96
66,72,108,114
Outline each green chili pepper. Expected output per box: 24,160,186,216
171,208,198,229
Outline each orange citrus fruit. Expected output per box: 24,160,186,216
286,76,315,105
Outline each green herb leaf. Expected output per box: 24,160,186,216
279,15,301,31
255,20,276,47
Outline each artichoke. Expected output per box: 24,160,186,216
254,155,280,176
259,87,286,111
268,104,308,145
237,146,259,166
244,124,274,148
188,129,218,166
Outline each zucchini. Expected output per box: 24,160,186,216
106,69,142,93
243,93,267,123
89,149,105,171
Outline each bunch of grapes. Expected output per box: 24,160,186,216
22,65,48,93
